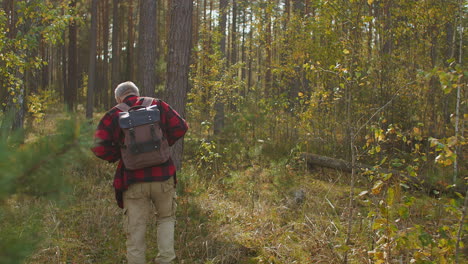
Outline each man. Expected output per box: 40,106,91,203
92,81,188,264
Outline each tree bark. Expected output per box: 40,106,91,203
453,0,464,183
166,0,193,170
247,9,253,90
86,0,98,119
213,0,228,136
231,0,237,65
138,0,157,97
126,0,135,82
219,0,228,56
100,0,110,108
111,0,121,96
265,8,272,96
66,0,78,110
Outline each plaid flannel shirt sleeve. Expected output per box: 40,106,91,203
91,111,121,162
159,100,188,146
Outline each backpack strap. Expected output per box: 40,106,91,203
115,103,130,112
115,97,154,112
141,97,154,107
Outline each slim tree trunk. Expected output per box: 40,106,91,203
214,0,229,136
241,2,247,83
66,0,78,110
265,8,272,96
166,0,193,169
61,33,67,99
219,0,228,57
231,0,237,65
111,0,120,96
247,9,253,90
138,0,157,97
453,0,464,184
126,0,135,82
40,42,48,91
86,0,98,119
101,0,110,108
192,0,200,57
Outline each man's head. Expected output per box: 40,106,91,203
115,81,140,103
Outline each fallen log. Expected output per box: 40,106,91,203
301,153,373,173
300,153,465,195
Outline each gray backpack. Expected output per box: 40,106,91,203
115,97,170,170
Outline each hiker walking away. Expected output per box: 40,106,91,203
92,81,188,264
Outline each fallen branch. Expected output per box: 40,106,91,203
301,153,465,195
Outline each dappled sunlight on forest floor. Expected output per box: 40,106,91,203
23,151,460,264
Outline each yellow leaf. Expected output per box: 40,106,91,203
447,136,458,147
298,92,304,97
444,159,452,166
343,49,350,54
413,127,421,135
372,180,384,195
376,145,381,153
378,134,385,141
368,0,374,5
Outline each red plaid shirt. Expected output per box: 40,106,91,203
91,96,188,208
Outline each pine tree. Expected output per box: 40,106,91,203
0,114,92,264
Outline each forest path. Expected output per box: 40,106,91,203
27,159,361,263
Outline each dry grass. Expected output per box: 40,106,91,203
26,155,367,263
23,150,463,264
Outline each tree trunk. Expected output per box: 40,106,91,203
241,2,247,85
101,0,110,108
231,0,237,65
265,8,272,96
453,0,464,183
86,0,98,119
126,0,135,82
138,0,157,97
66,0,78,111
213,0,229,136
247,9,253,90
292,0,304,16
219,0,228,56
61,32,67,99
111,0,121,97
40,42,48,91
166,0,193,170
192,0,200,57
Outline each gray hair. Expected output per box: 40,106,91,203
114,81,140,99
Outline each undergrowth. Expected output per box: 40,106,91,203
25,152,465,263
4,107,463,264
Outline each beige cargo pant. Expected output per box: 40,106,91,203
123,179,176,264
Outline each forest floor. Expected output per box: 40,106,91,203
24,155,364,263
25,157,460,264
20,113,465,264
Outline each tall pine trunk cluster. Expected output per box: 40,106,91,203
1,0,465,179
